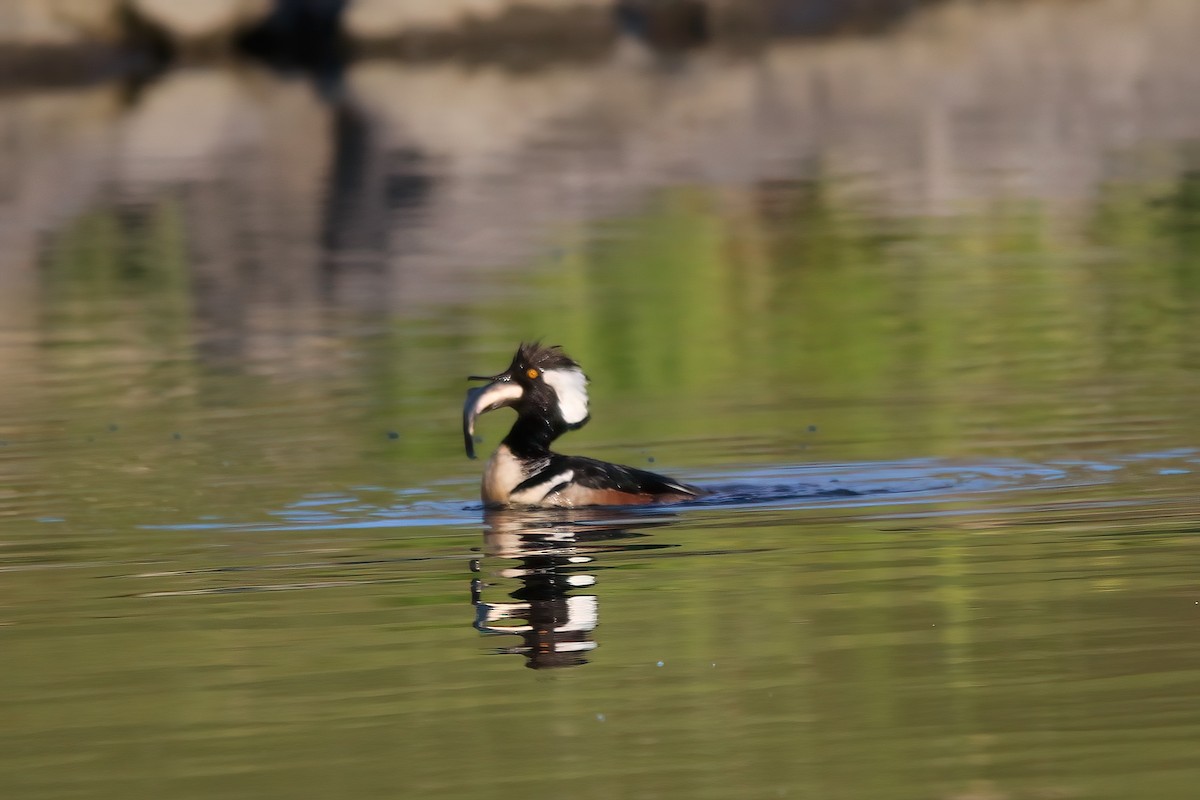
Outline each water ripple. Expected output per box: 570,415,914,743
141,450,1197,534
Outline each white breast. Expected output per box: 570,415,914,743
481,445,551,507
481,445,525,506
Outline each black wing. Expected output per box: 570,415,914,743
512,454,703,499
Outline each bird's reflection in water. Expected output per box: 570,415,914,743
471,509,676,670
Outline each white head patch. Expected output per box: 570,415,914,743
543,367,589,425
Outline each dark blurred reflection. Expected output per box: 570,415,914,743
615,1,709,50
470,510,676,670
238,0,349,80
319,96,432,310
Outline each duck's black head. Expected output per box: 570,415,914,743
462,342,591,458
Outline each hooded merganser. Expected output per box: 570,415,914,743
463,343,705,508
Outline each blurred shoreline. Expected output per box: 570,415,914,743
0,0,964,88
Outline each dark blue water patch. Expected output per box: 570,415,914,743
142,450,1197,534
685,457,1082,511
1120,447,1198,462
1049,458,1125,473
146,498,479,533
285,493,363,508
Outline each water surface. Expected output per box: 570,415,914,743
3,2,1200,798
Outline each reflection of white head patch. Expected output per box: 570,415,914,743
543,367,589,425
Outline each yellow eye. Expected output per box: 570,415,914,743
526,368,540,379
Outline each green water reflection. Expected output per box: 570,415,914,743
4,22,1200,800
25,167,1200,489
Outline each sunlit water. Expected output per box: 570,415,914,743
4,3,1200,798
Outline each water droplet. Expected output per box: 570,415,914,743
596,713,605,722
656,661,664,667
